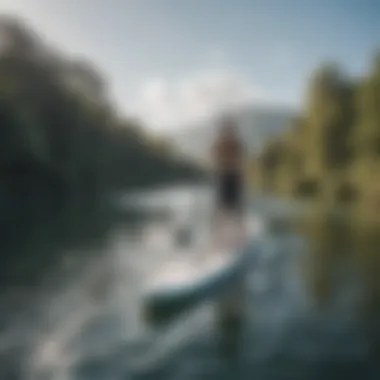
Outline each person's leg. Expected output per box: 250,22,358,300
214,173,240,244
214,173,243,247
211,174,226,241
224,172,244,240
213,172,245,244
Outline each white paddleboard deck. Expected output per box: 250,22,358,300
143,217,255,305
149,246,237,292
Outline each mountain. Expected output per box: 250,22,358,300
167,104,296,163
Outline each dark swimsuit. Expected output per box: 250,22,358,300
216,170,243,212
214,137,244,212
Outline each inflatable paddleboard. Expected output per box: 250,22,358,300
142,217,261,324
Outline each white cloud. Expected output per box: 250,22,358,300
127,67,268,132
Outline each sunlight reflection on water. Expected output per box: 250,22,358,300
2,186,377,380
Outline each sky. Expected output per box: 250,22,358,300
0,0,379,132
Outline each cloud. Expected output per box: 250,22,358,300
127,67,268,132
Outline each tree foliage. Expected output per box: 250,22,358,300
257,52,380,203
0,16,201,201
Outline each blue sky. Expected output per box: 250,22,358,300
0,0,379,131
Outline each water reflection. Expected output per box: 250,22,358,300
0,199,145,380
295,209,352,309
351,223,380,317
293,205,380,365
2,190,380,379
295,206,380,318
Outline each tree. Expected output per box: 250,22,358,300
0,16,202,201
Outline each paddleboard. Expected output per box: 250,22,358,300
142,217,261,324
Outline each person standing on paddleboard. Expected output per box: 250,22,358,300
212,115,246,230
211,115,248,332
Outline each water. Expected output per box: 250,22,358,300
1,185,380,380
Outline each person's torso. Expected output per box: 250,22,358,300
214,137,244,173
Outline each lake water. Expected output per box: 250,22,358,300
1,185,380,380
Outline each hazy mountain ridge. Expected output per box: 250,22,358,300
168,104,296,163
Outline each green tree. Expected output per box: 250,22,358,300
0,16,202,202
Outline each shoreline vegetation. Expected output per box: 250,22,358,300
0,16,203,210
4,14,378,221
252,51,380,224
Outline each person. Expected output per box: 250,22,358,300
211,116,247,333
211,115,246,236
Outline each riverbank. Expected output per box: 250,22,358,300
0,16,204,207
250,51,380,215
